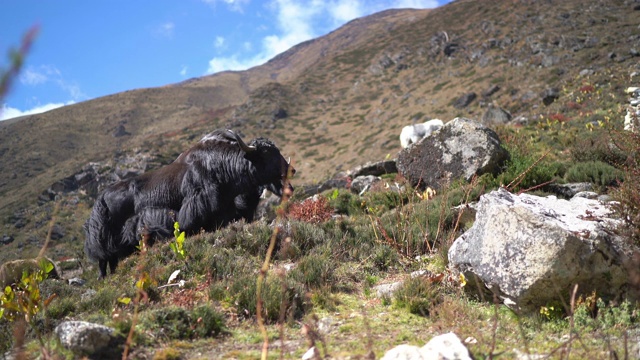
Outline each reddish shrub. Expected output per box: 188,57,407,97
288,196,334,224
549,113,569,122
566,101,581,110
579,85,595,94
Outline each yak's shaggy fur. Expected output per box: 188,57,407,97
84,129,294,278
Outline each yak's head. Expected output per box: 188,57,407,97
231,130,295,197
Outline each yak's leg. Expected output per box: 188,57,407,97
108,257,118,275
178,185,230,233
98,260,108,279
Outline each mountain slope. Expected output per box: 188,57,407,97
1,0,639,262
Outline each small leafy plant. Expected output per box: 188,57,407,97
0,258,56,356
170,221,187,261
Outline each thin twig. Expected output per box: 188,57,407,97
506,149,551,192
258,163,294,360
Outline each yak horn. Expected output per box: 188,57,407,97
230,130,256,153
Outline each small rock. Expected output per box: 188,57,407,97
351,175,381,194
302,346,321,360
68,277,86,286
381,333,471,360
55,321,118,355
541,87,560,106
1,235,14,245
374,282,402,298
452,92,477,109
573,191,599,199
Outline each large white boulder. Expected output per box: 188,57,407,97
448,188,637,311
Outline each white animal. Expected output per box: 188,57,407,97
400,119,444,148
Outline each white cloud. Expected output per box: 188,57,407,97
243,41,252,51
20,68,48,85
207,56,259,74
392,0,439,8
155,22,175,39
18,65,87,102
205,0,439,75
0,101,74,121
214,36,226,49
328,0,364,24
180,65,188,76
201,0,250,12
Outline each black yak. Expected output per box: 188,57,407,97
84,129,294,278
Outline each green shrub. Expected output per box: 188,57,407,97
495,148,561,191
394,277,442,316
140,305,225,340
570,132,627,166
290,251,335,288
564,161,623,188
327,189,363,215
230,274,306,323
79,287,119,313
191,305,226,337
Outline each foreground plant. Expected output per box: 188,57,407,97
0,258,56,357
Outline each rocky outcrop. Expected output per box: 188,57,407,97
297,160,398,197
39,152,153,203
448,188,638,312
397,118,509,190
346,159,398,178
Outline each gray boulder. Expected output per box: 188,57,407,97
0,257,59,287
397,118,509,190
55,321,120,357
347,159,398,178
351,175,381,194
481,103,512,125
448,188,637,311
452,92,477,109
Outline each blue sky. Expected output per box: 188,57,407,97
0,0,450,121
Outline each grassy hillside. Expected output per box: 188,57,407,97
1,0,640,357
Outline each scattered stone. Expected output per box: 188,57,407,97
347,160,398,178
546,182,593,199
302,346,321,360
350,175,381,194
68,277,86,286
452,92,477,109
481,103,512,125
1,235,14,245
448,188,638,311
49,224,66,240
541,87,560,106
81,289,98,302
579,69,595,77
380,344,424,360
374,282,402,298
482,85,501,98
573,191,599,199
55,321,121,357
397,118,509,190
380,333,471,360
113,123,130,138
422,333,472,360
